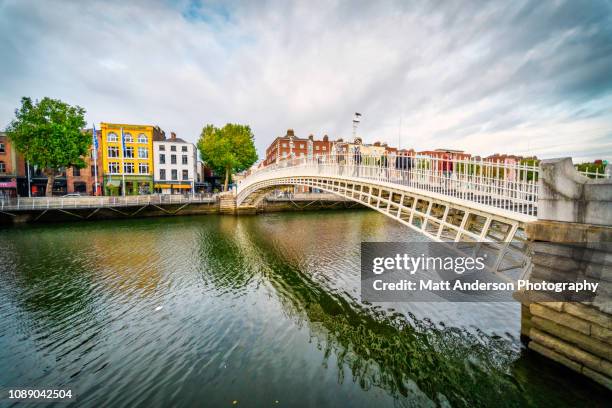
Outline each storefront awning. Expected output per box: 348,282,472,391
154,183,191,189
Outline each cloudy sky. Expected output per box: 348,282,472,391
1,0,611,161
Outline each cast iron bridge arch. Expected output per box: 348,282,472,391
237,155,540,276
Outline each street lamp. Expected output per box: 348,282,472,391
352,112,361,141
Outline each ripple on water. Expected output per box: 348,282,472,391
0,213,608,408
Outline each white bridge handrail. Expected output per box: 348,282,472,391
238,154,540,216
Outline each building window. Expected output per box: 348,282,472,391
282,143,287,147
322,146,327,151
0,143,5,153
124,146,134,158
170,145,177,152
107,132,118,142
159,154,165,164
282,152,287,158
138,163,149,174
73,167,81,176
171,154,177,164
171,169,178,180
91,165,96,175
159,145,165,151
108,146,119,157
124,162,134,174
124,132,133,143
138,147,148,158
315,146,320,150
181,146,187,152
182,155,188,165
138,133,148,144
159,169,166,180
182,169,188,180
0,161,5,173
300,144,304,148
108,162,119,173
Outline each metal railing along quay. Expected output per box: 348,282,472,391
0,194,217,212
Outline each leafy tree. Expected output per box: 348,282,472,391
197,123,258,191
5,97,88,196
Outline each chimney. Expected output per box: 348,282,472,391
286,129,295,137
171,132,176,140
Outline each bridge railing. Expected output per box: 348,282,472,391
240,154,539,216
0,193,217,212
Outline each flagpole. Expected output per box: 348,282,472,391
121,127,126,197
27,160,31,197
92,125,99,196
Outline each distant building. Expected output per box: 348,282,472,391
66,129,103,195
264,129,332,165
153,132,197,194
100,123,163,195
418,149,471,160
0,132,20,198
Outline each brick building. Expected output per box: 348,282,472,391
417,148,471,160
66,129,103,195
0,132,20,198
264,129,332,166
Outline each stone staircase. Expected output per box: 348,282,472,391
219,193,237,215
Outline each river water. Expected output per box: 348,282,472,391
0,211,608,407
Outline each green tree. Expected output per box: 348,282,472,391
197,123,258,191
5,97,89,196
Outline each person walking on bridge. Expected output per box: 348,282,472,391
353,146,362,177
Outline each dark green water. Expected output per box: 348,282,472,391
0,211,608,407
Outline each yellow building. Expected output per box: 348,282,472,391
100,123,164,195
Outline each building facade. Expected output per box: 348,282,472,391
264,129,332,166
153,132,197,194
100,123,163,195
65,129,103,195
0,132,20,198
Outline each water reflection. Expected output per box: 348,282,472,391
0,213,608,407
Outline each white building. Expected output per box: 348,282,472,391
153,132,197,194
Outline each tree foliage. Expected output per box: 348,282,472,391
5,97,89,196
197,123,258,190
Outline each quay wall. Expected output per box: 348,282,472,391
0,195,365,225
519,158,612,390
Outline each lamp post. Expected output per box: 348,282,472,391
352,112,361,141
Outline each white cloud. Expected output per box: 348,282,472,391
1,0,611,161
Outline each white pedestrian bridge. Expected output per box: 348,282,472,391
237,155,549,276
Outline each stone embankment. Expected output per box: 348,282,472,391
518,158,612,390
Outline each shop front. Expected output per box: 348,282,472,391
104,176,153,196
153,182,193,195
0,178,17,199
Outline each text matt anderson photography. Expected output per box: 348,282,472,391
0,0,611,407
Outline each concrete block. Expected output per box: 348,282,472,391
591,323,612,344
582,366,612,390
530,304,591,335
529,328,602,373
531,316,611,360
528,340,582,373
538,158,612,226
563,303,612,329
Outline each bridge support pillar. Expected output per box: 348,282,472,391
518,158,612,390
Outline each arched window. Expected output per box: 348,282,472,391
138,133,148,144
124,132,133,143
107,132,118,142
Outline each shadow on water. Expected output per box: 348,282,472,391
198,212,610,408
